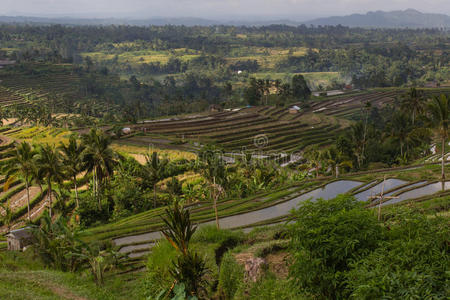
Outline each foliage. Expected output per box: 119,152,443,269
192,225,244,245
32,211,84,272
161,202,197,255
346,209,449,299
289,194,383,299
217,252,244,299
70,242,125,285
243,273,306,300
169,251,209,298
155,283,198,300
144,240,179,298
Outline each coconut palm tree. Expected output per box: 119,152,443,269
4,141,36,221
82,129,117,209
35,144,65,218
143,151,169,208
58,135,85,208
401,87,424,125
347,122,366,169
304,145,321,178
0,200,13,232
200,152,226,229
389,112,413,158
428,94,450,181
322,146,352,178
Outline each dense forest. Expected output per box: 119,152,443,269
0,24,448,119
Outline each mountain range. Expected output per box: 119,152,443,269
0,9,449,28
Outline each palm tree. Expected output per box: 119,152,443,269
58,135,85,208
361,101,372,160
322,146,352,178
201,152,226,229
304,145,321,178
0,200,14,232
35,144,65,218
347,122,366,169
4,142,36,221
143,151,169,208
401,87,424,125
428,94,450,181
82,129,117,209
389,112,413,158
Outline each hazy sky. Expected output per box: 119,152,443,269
2,0,450,19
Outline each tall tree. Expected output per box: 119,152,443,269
322,146,352,178
35,144,64,218
200,150,226,229
143,151,169,208
401,88,424,125
4,142,36,221
58,135,85,208
82,129,117,209
244,78,262,106
304,145,321,178
428,94,450,181
291,74,311,100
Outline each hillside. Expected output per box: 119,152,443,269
306,9,450,28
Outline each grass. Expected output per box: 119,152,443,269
0,250,146,300
4,126,72,146
111,142,196,161
81,48,201,66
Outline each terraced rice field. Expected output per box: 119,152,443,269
122,87,450,155
0,70,80,103
106,169,450,258
0,138,49,232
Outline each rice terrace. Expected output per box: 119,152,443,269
0,4,449,300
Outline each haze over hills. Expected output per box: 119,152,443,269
0,9,449,28
306,9,450,28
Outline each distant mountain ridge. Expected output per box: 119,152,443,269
0,9,449,28
305,9,450,28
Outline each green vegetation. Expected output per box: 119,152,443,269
0,21,448,300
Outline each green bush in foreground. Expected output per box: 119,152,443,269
243,273,305,300
289,194,382,299
144,240,178,298
288,194,449,300
218,252,244,299
346,208,449,299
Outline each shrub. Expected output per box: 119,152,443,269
143,240,178,298
288,194,382,299
243,273,306,300
77,193,111,227
192,225,244,245
217,252,244,299
346,209,449,299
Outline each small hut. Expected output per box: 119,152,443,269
122,127,131,135
6,228,34,251
289,105,301,114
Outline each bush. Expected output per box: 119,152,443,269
192,225,244,245
217,252,244,299
346,209,449,299
243,273,306,300
143,240,178,298
77,193,111,227
288,194,382,299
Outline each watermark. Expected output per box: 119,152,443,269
253,134,269,148
194,134,304,167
